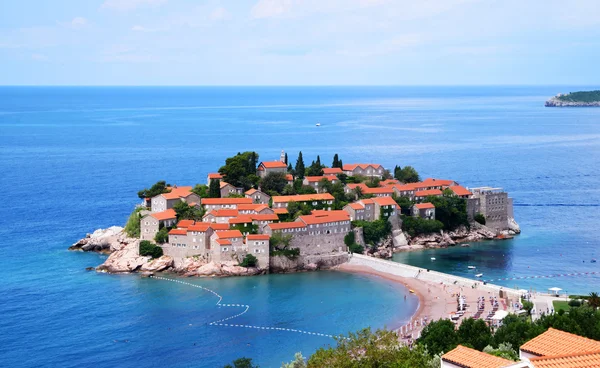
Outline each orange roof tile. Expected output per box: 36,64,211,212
520,328,600,357
304,176,337,182
176,219,195,228
202,198,253,205
451,185,472,197
208,173,223,179
251,213,279,221
371,196,398,206
414,189,443,197
285,174,294,181
161,186,194,200
415,202,435,209
245,188,257,195
271,193,334,203
392,184,417,192
216,239,231,245
422,178,457,186
229,216,254,224
343,163,383,171
360,199,374,204
268,222,307,230
346,183,369,190
148,209,177,221
273,208,288,215
347,202,365,210
530,351,600,368
299,211,350,225
187,223,211,232
259,161,287,169
363,187,394,195
168,229,187,235
322,167,343,175
246,234,270,240
380,179,400,186
441,345,514,368
214,230,243,239
205,209,239,217
209,223,230,231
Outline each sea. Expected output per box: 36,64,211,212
0,86,599,367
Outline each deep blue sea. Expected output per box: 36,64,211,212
1,86,599,367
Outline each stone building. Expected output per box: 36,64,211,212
271,193,334,210
150,186,200,212
468,187,513,231
257,161,288,178
140,208,177,241
245,188,271,204
219,182,243,198
342,164,385,178
201,197,253,211
343,197,399,222
412,202,436,220
206,173,223,185
302,176,338,193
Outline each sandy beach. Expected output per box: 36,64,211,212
336,263,506,339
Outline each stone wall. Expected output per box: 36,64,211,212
270,253,348,273
290,233,348,256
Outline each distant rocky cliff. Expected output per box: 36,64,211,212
545,92,600,107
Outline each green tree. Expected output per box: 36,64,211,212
124,207,144,238
223,357,258,368
218,151,260,190
282,352,306,368
295,152,306,179
306,158,324,176
137,180,169,199
457,318,492,351
492,314,545,349
332,154,340,168
307,328,432,368
154,227,169,244
394,166,420,183
318,178,332,193
192,184,209,198
589,292,600,309
344,231,355,247
353,186,364,199
483,343,519,361
240,254,258,267
365,177,380,188
425,194,469,230
261,172,289,194
209,178,221,198
401,216,444,236
474,213,486,225
418,319,459,356
173,201,204,221
139,240,163,258
394,195,414,215
284,152,288,165
352,220,391,245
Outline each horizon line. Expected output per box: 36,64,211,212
0,84,598,88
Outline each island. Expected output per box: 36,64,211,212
70,150,520,277
545,90,600,106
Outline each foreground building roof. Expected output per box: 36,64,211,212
415,202,435,209
201,197,253,205
520,328,600,357
442,345,514,368
271,193,334,203
148,208,177,221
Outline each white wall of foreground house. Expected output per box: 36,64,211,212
347,254,521,300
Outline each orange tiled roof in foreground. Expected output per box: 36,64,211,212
371,196,399,207
149,208,177,221
214,230,243,239
272,193,334,203
415,202,435,209
441,345,514,368
322,167,342,175
161,186,194,200
208,173,223,179
201,197,253,205
246,234,270,240
168,229,187,235
520,328,600,357
259,161,287,169
451,185,473,197
530,351,600,368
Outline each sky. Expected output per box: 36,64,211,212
1,0,600,86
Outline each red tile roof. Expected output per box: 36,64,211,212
176,220,195,228
246,234,270,240
285,174,294,181
245,188,258,195
299,211,350,225
210,223,230,231
205,209,239,217
251,213,279,221
343,164,382,171
530,351,600,368
347,202,365,210
414,189,443,197
161,186,194,200
360,199,374,204
520,328,600,357
229,216,253,224
363,187,394,195
392,184,417,192
214,230,243,239
322,167,343,175
148,208,177,221
208,173,223,179
216,239,231,245
442,345,513,368
202,198,253,205
272,193,334,203
168,229,187,235
415,202,435,209
273,208,288,215
304,176,337,182
421,178,456,186
187,223,212,232
268,222,307,230
451,185,472,197
380,179,400,186
259,161,287,169
371,196,399,206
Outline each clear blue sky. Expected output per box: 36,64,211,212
1,0,599,85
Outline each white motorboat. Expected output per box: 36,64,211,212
468,266,476,269
315,123,321,126
475,273,483,278
430,257,436,261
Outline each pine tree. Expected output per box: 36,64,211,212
287,163,293,173
339,159,343,170
332,154,339,168
284,153,288,165
316,155,321,167
295,151,305,179
209,179,221,198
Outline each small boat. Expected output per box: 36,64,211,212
430,257,436,261
461,244,470,247
468,266,476,269
315,122,321,126
475,273,483,278
592,259,597,263
409,289,415,294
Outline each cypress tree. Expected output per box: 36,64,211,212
295,151,305,179
287,163,293,173
284,153,288,165
209,179,221,198
332,154,339,168
339,159,343,170
316,155,321,167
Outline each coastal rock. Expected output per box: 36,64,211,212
97,240,149,273
545,96,600,107
508,217,521,234
69,226,135,253
140,256,174,272
392,230,408,247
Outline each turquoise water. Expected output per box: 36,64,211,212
1,86,599,366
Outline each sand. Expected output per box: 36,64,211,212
336,263,504,340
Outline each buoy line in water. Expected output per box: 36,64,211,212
484,271,599,283
150,276,337,339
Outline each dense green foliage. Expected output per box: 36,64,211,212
154,227,169,244
124,207,145,238
209,179,221,198
223,357,259,368
344,231,364,254
418,319,460,356
282,352,307,368
307,328,435,368
348,243,364,254
192,184,209,198
483,343,519,361
240,254,258,268
305,155,325,176
173,201,204,221
424,192,469,230
218,152,260,190
352,219,391,245
457,318,493,351
295,151,306,179
401,216,444,236
137,180,169,199
474,213,486,225
331,153,342,169
139,240,163,258
270,233,300,259
557,90,600,102
394,195,414,215
393,166,420,183
261,172,289,194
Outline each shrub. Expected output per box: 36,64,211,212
348,243,364,254
344,231,355,247
568,299,582,307
401,216,444,236
240,254,258,268
352,219,391,245
137,180,169,199
474,213,486,225
139,240,163,258
124,207,144,238
154,227,169,244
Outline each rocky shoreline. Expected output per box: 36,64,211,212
545,97,600,107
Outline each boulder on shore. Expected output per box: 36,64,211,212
69,226,135,253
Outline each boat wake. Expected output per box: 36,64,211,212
150,276,337,339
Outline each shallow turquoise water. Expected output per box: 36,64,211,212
1,86,599,366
